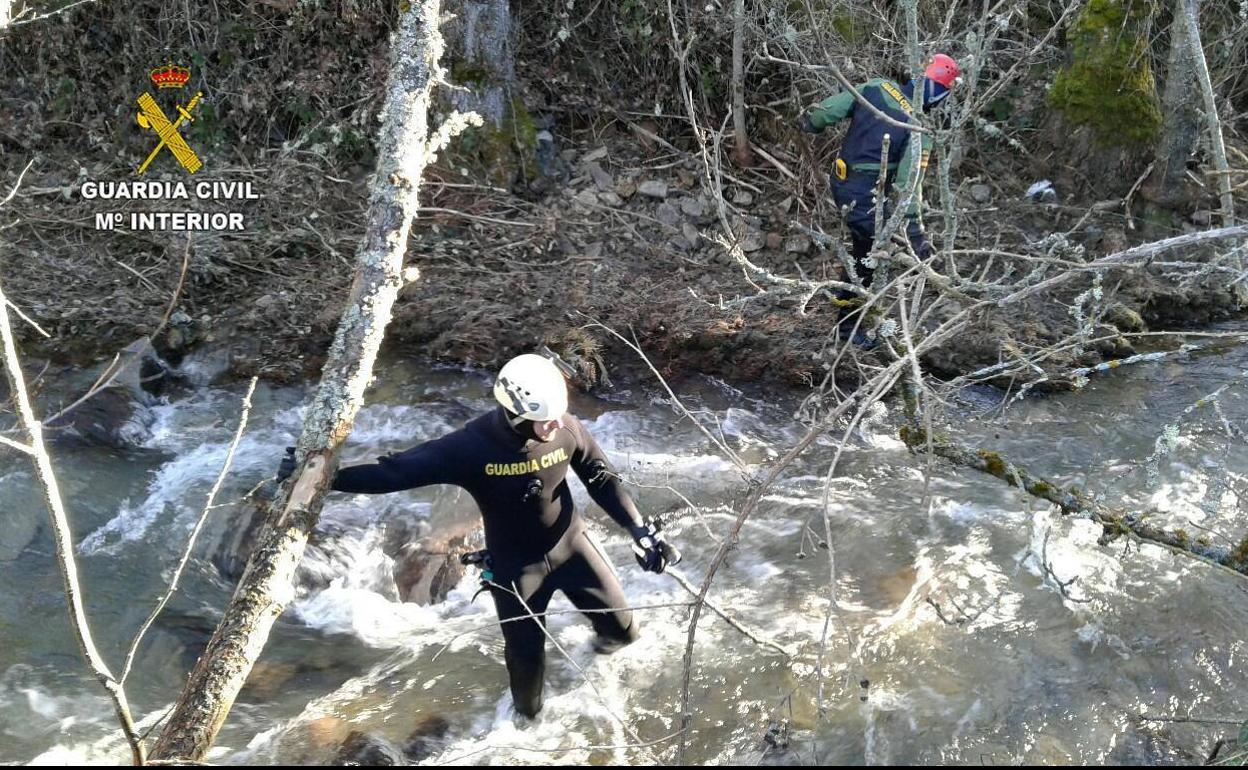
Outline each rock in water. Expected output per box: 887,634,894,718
52,337,169,449
0,474,41,562
333,731,406,766
392,520,483,605
403,715,452,762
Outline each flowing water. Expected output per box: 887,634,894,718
2,333,1247,765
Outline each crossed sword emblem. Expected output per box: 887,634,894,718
135,90,204,174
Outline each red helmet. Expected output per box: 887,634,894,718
925,54,960,88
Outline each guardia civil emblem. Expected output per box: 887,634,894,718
135,62,204,175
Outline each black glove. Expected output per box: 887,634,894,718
630,519,682,574
795,113,818,134
277,446,296,484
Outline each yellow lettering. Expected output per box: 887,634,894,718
881,81,913,115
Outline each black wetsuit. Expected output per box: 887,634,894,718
331,407,644,716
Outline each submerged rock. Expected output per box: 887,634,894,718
49,337,172,449
333,731,407,766
392,519,482,605
403,715,451,762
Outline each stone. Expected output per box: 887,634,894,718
969,184,992,204
56,337,164,449
404,715,451,762
638,180,668,199
784,234,812,254
682,222,701,249
391,521,482,605
679,196,705,218
585,161,614,191
765,232,783,251
582,146,608,163
740,231,765,252
731,189,754,206
573,188,598,208
1103,303,1146,333
333,731,406,766
0,482,41,562
655,202,682,227
597,191,623,207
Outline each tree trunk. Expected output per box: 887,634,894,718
443,0,513,129
1181,0,1235,226
149,0,446,761
1143,11,1200,209
730,0,752,167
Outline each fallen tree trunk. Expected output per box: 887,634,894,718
899,424,1248,578
150,1,449,760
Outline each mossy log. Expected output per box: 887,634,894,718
899,425,1248,578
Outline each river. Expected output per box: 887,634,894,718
2,333,1246,765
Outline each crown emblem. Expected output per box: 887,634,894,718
149,62,191,89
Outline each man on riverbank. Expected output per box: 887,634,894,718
797,54,960,343
282,352,679,718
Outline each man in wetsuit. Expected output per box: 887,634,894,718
285,353,679,718
797,54,960,344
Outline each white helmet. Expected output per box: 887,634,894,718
493,354,568,421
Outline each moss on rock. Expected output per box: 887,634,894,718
1050,0,1162,146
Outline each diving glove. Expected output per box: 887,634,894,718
630,518,682,574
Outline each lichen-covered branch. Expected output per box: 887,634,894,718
149,1,447,761
0,275,145,764
898,425,1248,578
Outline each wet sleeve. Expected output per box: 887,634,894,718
331,436,458,494
566,415,645,533
804,88,856,132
